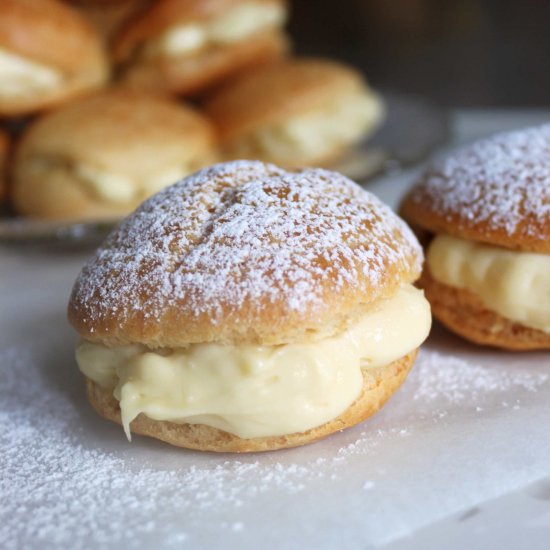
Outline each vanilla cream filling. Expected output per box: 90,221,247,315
428,234,550,332
227,92,384,164
75,163,194,204
146,2,286,58
0,48,62,98
76,285,431,439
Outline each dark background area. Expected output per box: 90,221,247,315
289,0,550,107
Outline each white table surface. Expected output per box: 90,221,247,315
2,110,550,550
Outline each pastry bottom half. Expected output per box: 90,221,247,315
85,349,417,453
421,269,550,350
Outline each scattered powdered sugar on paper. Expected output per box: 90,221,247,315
2,342,549,549
71,161,421,334
412,349,549,404
412,123,550,238
0,345,324,549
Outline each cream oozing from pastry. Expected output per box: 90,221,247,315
225,91,384,165
146,2,286,58
76,285,431,439
428,234,550,332
0,48,62,98
75,163,200,204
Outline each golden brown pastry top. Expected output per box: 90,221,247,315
71,0,153,43
400,124,550,253
204,57,371,142
113,0,286,63
15,89,216,177
69,161,423,348
0,0,106,72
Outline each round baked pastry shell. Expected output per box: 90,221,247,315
0,0,108,116
11,90,217,220
119,32,288,96
204,57,384,168
68,161,422,348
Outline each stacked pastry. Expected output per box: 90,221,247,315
1,0,385,222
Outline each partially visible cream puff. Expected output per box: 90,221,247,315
400,123,550,350
204,58,385,168
69,160,430,452
0,0,109,117
12,89,217,220
113,0,289,96
71,0,153,42
0,130,9,204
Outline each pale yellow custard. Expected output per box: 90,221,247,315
0,48,62,98
76,285,431,439
226,92,384,165
428,234,550,332
75,163,194,204
146,2,286,58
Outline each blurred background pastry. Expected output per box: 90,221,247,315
0,130,9,204
0,0,109,117
0,0,393,225
204,58,384,168
113,0,289,96
12,89,217,220
70,0,153,43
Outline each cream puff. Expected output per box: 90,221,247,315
0,0,109,117
400,123,550,350
0,130,9,204
68,160,431,452
113,0,289,96
204,58,385,168
71,0,153,43
12,89,217,221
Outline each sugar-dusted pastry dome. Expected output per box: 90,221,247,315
401,123,550,252
69,161,422,347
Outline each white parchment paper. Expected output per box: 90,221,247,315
2,111,550,549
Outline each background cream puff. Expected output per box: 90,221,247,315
12,89,217,220
400,123,550,350
0,130,9,204
71,0,153,43
204,58,384,168
113,0,289,96
69,160,430,452
0,0,109,117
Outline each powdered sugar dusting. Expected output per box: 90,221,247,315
413,123,550,238
412,350,549,404
2,339,549,549
71,161,421,340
